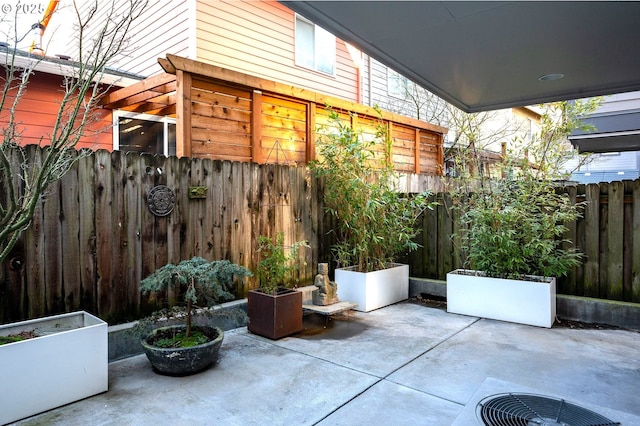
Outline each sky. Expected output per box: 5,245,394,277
2,0,75,57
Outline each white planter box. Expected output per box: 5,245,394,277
336,263,409,312
446,269,556,328
0,311,108,424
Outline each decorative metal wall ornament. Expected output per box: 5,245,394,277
147,185,176,217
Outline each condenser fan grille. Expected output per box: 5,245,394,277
477,393,620,426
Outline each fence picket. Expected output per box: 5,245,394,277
633,180,640,302
607,181,624,300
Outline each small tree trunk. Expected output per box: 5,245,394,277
185,299,192,338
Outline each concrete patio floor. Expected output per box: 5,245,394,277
13,302,640,425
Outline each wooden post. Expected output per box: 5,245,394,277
414,129,421,174
251,90,263,163
437,134,444,176
306,102,316,163
176,70,192,158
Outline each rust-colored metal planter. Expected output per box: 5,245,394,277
247,288,303,340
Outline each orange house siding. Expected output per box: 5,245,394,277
2,71,113,151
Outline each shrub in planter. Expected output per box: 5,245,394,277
460,172,582,280
139,257,251,375
254,232,309,295
247,232,309,339
310,107,435,310
449,162,584,327
310,107,435,272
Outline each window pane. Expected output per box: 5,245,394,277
118,118,164,154
315,26,335,74
388,69,405,97
295,17,315,69
167,123,176,156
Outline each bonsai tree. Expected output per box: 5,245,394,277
140,257,251,344
310,107,435,272
255,232,309,295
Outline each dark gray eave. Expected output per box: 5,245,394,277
569,111,640,153
282,1,640,113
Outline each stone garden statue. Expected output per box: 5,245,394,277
313,263,339,305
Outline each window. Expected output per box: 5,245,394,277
114,112,176,156
388,69,409,97
295,15,336,75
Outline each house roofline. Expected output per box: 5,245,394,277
0,45,144,87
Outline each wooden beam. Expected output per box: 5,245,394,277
99,73,176,106
176,70,192,158
101,82,176,110
158,57,176,74
165,54,448,135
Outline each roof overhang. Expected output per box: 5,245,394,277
0,49,143,87
282,1,640,113
569,111,640,153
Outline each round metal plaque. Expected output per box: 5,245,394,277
147,185,175,217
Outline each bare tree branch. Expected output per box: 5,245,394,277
0,0,148,262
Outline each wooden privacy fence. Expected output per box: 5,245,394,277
3,146,639,324
0,147,331,324
408,180,640,303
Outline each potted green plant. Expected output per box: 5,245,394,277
446,100,594,328
139,257,251,375
310,108,434,312
247,232,309,339
447,168,583,327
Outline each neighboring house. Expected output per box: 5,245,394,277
0,46,446,176
41,0,379,156
53,0,445,175
0,46,142,152
567,91,640,183
75,0,359,102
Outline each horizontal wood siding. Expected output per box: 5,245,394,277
77,0,191,77
420,131,443,176
1,72,112,151
260,95,308,165
189,78,253,162
365,56,393,107
195,0,358,101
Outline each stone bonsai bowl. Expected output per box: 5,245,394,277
141,325,224,376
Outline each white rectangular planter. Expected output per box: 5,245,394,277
446,269,556,328
0,311,108,424
336,263,409,312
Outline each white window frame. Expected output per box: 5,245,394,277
113,111,176,156
294,14,336,76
